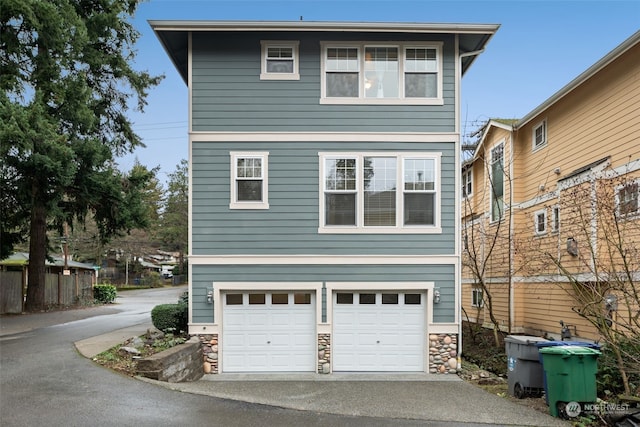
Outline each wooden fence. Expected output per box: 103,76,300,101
0,271,94,314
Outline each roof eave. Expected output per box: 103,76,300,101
516,29,640,129
148,20,500,34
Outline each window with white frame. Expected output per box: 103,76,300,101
471,288,484,308
532,120,547,150
260,41,299,80
321,42,442,104
551,205,560,233
490,142,504,222
230,152,269,209
534,209,547,235
462,167,473,198
319,152,441,233
617,180,639,217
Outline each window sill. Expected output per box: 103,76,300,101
229,202,270,210
260,73,300,81
318,226,442,234
319,97,444,106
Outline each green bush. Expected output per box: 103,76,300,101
142,272,163,288
94,284,117,304
151,299,188,333
597,336,640,397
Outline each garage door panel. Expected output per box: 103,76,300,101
223,291,315,373
333,291,425,372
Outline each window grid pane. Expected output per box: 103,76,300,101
364,47,399,98
364,157,396,226
404,158,435,191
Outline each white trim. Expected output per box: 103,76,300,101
150,20,500,35
429,323,459,334
229,151,269,209
260,40,300,80
319,41,444,105
191,131,457,143
534,208,547,236
189,254,459,265
318,152,442,233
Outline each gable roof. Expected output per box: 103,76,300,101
471,29,640,160
150,20,500,84
517,29,640,129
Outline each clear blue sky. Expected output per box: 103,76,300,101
121,0,640,184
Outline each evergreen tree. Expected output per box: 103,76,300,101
1,0,162,310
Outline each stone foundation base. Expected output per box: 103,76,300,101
429,334,458,374
198,334,218,374
318,334,331,374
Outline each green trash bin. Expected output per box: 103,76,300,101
538,346,601,418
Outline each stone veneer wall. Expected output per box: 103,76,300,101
318,334,331,374
429,333,458,374
199,334,218,374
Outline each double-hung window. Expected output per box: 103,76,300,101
260,41,299,80
490,142,504,222
471,288,484,308
230,152,269,209
534,209,547,235
321,42,443,104
532,120,547,150
617,180,639,218
462,167,473,198
320,152,441,233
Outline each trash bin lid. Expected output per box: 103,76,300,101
538,345,601,356
535,341,601,350
504,335,548,344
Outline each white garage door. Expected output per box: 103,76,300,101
333,291,425,371
222,291,315,372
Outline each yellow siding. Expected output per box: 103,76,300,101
462,37,640,341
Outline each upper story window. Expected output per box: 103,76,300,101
230,152,269,209
617,180,639,218
462,167,473,198
490,142,504,222
320,42,443,105
532,120,547,150
260,41,300,80
319,152,441,233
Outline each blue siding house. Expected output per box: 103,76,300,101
152,20,498,374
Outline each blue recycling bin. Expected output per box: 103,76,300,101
535,341,601,405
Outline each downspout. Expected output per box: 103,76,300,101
456,46,485,369
508,132,515,333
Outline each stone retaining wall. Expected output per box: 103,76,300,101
429,333,458,374
136,337,204,382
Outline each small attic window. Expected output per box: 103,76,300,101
532,120,547,150
260,41,300,80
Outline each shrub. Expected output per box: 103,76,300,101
142,272,163,288
151,300,188,334
94,284,117,304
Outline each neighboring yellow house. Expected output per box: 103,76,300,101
462,30,640,342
